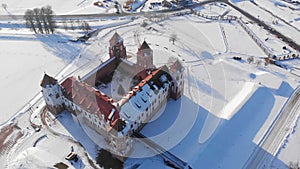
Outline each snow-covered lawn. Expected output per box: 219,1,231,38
0,32,81,124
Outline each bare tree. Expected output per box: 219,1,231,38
70,20,75,30
63,21,68,31
289,161,300,169
81,21,91,32
44,5,55,34
247,56,254,64
264,60,269,67
169,33,178,45
33,8,44,34
76,19,81,28
24,9,37,34
256,59,262,67
85,21,91,31
40,7,49,34
1,3,7,11
24,6,55,34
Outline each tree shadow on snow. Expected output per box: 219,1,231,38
36,33,82,64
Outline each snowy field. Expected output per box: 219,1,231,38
230,0,300,45
274,116,300,169
0,32,77,124
0,0,300,168
0,0,118,15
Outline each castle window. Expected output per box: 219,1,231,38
131,124,133,128
56,93,60,98
48,94,52,97
146,107,148,111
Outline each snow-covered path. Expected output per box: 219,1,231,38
244,86,300,169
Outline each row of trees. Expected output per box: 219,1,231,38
63,20,91,32
24,6,55,34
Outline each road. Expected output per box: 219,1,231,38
221,0,300,52
243,87,300,169
0,0,215,21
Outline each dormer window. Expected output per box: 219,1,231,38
135,102,141,109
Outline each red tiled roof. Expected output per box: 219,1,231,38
118,67,165,107
61,77,119,125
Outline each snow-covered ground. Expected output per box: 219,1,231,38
230,0,300,45
254,0,300,29
0,32,76,124
274,115,300,169
1,0,300,168
0,0,118,15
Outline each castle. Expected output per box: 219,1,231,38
40,33,184,160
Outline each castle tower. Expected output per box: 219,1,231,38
109,32,127,59
137,41,154,70
169,60,184,100
40,74,64,115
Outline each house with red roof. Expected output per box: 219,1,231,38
40,33,184,161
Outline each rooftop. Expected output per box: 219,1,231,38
109,32,123,47
40,73,57,88
61,77,120,125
